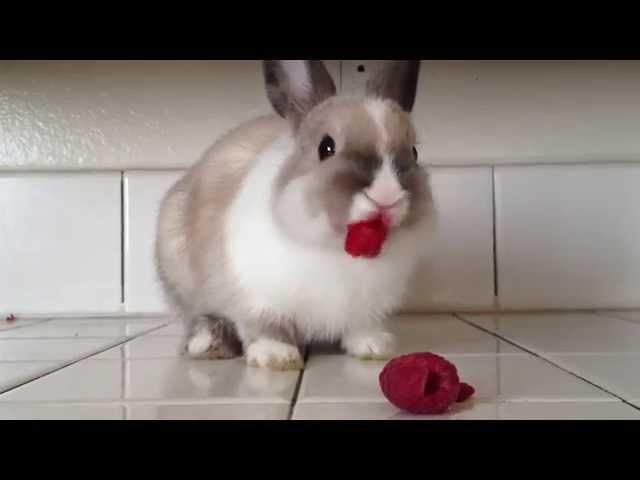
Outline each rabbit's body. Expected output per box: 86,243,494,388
156,61,433,370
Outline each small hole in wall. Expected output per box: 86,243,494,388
357,65,366,73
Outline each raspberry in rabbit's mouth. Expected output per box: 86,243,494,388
344,215,389,258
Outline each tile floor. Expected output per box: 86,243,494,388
1,312,640,420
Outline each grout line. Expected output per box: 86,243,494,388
120,340,126,405
120,172,125,305
0,323,168,397
453,313,640,411
491,166,499,300
287,348,310,420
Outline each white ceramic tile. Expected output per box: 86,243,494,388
125,318,171,336
292,401,498,420
134,321,183,336
495,355,611,401
124,171,183,313
127,403,289,420
0,359,123,402
550,354,640,403
387,314,504,354
124,358,299,404
0,338,122,361
497,402,640,420
0,404,124,420
0,362,58,391
0,60,339,171
404,168,495,311
0,173,121,313
91,346,123,360
298,352,611,404
123,335,184,359
462,312,640,354
0,354,294,404
342,61,640,165
495,164,640,309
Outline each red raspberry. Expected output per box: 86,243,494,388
345,216,388,258
457,382,475,403
379,352,475,415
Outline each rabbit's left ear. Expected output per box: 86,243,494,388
263,60,337,128
365,61,421,113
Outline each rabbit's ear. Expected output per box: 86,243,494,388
263,60,336,127
365,61,421,113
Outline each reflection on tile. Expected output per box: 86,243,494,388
0,362,58,391
0,404,123,420
299,353,612,404
388,314,503,354
0,360,123,402
125,358,299,403
292,401,498,420
551,354,640,403
462,312,640,353
124,335,184,359
495,355,611,401
127,403,289,420
0,338,122,361
497,402,640,420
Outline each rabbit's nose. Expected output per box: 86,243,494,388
364,192,405,210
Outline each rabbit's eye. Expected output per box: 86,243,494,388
318,135,336,161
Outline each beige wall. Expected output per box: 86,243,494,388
3,61,640,171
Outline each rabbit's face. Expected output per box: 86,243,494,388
276,96,429,239
264,60,430,247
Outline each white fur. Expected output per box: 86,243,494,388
246,338,303,370
365,98,389,145
187,329,213,356
349,158,408,228
366,157,405,208
221,133,423,344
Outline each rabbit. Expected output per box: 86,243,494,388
155,60,434,371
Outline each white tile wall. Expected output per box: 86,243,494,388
124,167,494,313
342,60,640,165
0,173,121,313
405,167,495,311
495,164,640,309
124,170,183,312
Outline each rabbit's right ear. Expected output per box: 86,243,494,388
263,60,336,128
